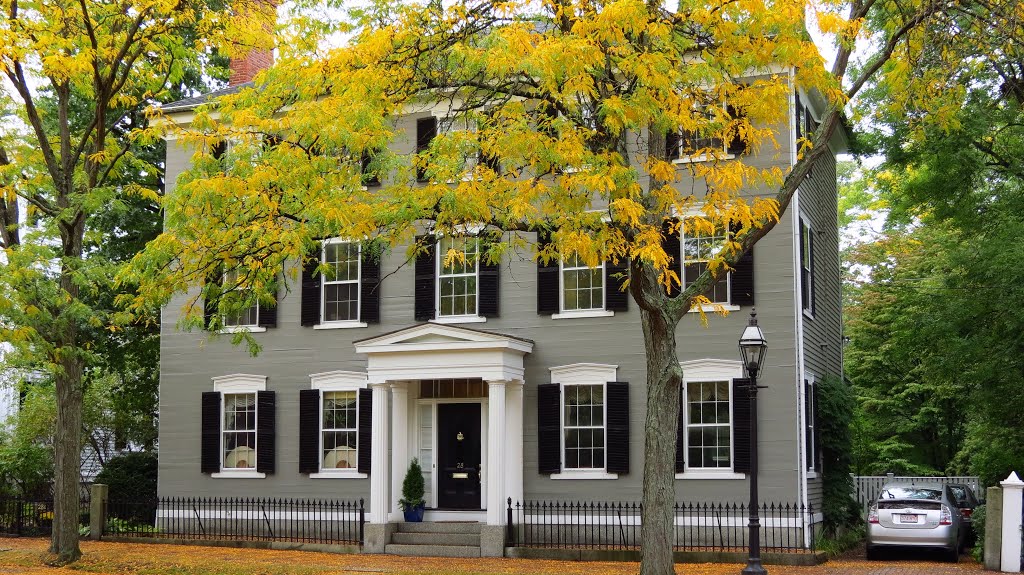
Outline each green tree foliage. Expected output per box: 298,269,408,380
843,0,1024,487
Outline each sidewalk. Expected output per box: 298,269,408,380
0,538,984,575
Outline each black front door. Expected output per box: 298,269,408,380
436,403,482,509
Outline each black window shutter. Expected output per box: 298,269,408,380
795,92,803,142
256,390,276,474
663,219,682,298
676,384,686,473
414,236,437,321
732,378,752,474
299,389,321,474
604,260,629,312
416,117,437,182
357,388,372,475
732,248,755,306
665,130,680,161
478,257,500,318
201,392,221,474
726,105,748,156
804,380,813,470
605,381,629,475
301,248,322,327
361,244,381,324
203,268,222,331
812,383,822,471
257,284,278,328
537,383,561,474
536,233,560,315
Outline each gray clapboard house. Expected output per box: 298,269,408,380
157,56,846,555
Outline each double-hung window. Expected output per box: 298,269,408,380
563,384,606,470
684,381,732,469
322,240,361,323
682,220,731,304
437,236,479,318
222,269,259,328
222,393,257,470
561,254,605,313
800,217,814,314
321,391,358,470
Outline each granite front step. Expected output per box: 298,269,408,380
390,532,481,546
384,543,482,557
395,522,483,534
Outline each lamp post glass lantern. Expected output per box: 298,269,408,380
739,311,767,575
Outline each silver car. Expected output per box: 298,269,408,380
866,483,962,562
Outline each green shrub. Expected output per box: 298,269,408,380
972,503,986,562
398,458,425,511
818,374,862,534
95,452,157,501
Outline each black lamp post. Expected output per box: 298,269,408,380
739,311,768,575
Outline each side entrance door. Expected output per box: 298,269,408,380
436,403,482,509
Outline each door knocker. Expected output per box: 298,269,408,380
456,431,464,441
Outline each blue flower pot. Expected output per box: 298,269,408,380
403,502,425,522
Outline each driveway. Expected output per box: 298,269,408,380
0,539,983,575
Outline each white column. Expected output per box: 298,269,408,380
1001,471,1024,572
504,380,524,510
486,379,507,525
369,382,391,524
390,382,410,522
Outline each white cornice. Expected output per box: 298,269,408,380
549,363,618,384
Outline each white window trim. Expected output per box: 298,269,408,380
220,269,261,330
676,359,744,479
211,374,267,479
318,238,363,327
309,371,369,478
680,217,732,308
435,237,485,322
550,363,619,480
668,100,735,164
799,214,814,319
558,257,607,315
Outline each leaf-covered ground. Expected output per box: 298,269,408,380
0,539,983,575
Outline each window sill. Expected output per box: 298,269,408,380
219,326,267,334
672,154,735,165
313,321,369,330
430,316,487,325
551,470,619,480
803,309,815,320
806,470,819,479
309,471,368,479
551,310,615,320
675,471,745,480
687,304,740,314
212,471,267,479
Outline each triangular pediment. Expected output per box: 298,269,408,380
353,322,533,355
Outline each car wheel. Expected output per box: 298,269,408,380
947,546,960,563
866,545,879,561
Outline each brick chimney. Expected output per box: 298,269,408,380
227,0,277,87
229,48,273,87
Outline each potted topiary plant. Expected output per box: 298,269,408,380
398,458,426,522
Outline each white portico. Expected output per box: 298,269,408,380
353,323,532,528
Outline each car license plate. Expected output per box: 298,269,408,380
899,514,918,523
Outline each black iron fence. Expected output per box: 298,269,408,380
507,499,815,553
0,497,91,537
106,497,365,545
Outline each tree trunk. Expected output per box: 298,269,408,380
49,217,85,564
636,265,684,575
50,361,84,564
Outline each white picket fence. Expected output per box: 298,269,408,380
851,473,981,516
